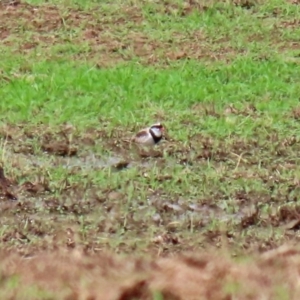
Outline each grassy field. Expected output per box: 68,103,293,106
1,0,300,298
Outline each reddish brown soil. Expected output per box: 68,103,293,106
1,0,298,66
0,244,299,299
0,1,253,66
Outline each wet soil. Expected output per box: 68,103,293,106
0,106,299,257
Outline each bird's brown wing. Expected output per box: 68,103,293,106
135,130,149,139
132,129,152,144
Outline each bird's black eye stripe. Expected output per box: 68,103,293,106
152,124,163,129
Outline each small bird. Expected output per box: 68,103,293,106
132,123,164,146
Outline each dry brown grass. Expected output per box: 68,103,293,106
0,244,299,299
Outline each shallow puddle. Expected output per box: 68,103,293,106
5,149,128,170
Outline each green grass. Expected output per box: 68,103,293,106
1,58,299,136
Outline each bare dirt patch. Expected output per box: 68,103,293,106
0,244,300,299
